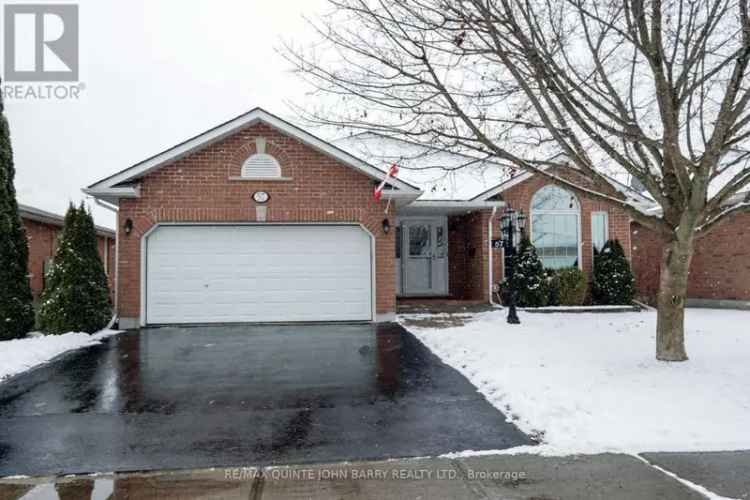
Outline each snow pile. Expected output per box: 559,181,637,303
402,308,750,453
0,329,122,381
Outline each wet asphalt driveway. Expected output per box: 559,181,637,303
0,323,531,476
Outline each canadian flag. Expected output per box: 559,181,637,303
374,163,399,201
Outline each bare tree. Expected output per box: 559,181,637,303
282,0,750,361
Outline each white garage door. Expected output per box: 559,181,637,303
145,225,373,324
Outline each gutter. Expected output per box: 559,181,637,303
82,185,141,201
406,200,505,209
488,206,498,304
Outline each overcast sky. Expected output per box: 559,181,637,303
4,0,330,228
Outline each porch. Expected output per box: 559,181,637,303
394,200,505,306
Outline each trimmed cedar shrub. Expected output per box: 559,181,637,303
0,95,35,340
506,238,549,307
556,267,588,305
37,203,111,334
592,239,636,305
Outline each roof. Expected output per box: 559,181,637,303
333,132,512,201
19,203,115,237
84,108,422,203
602,175,658,213
470,168,657,213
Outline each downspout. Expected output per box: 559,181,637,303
488,207,498,304
93,198,119,314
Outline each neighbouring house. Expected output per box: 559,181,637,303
82,108,746,328
630,198,750,309
20,204,116,300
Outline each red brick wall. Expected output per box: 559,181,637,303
631,213,750,304
464,211,491,301
498,174,632,280
630,222,662,304
23,218,114,299
445,210,499,301
23,219,58,298
116,123,395,322
447,215,469,298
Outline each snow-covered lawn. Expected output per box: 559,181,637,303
0,329,121,381
401,308,750,454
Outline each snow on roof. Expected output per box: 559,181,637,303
601,175,658,213
333,133,657,213
333,133,511,201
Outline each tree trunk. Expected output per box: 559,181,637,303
655,236,694,361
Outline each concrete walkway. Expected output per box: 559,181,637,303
3,451,748,499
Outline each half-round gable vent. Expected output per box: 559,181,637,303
241,137,281,178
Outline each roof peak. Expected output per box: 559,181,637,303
84,108,421,202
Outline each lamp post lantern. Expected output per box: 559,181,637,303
501,206,526,325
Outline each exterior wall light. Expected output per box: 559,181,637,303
124,218,133,235
517,210,527,232
382,218,391,234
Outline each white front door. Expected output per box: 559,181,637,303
401,217,448,296
144,224,373,324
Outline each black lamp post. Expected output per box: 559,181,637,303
501,206,526,325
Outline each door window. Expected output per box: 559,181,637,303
408,224,431,257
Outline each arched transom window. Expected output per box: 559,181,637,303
531,185,580,269
241,137,281,178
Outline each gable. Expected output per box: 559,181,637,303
472,168,655,213
134,122,386,203
84,108,421,203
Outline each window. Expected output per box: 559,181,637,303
240,137,281,178
591,211,609,252
436,225,447,258
408,224,431,257
531,185,580,269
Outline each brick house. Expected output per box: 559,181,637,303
340,133,750,311
631,207,750,308
85,108,653,328
20,204,116,300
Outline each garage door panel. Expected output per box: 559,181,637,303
145,225,372,324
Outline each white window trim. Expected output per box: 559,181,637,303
529,186,583,271
591,211,609,252
228,176,293,182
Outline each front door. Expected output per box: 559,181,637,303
401,217,448,296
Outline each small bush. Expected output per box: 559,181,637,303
544,269,560,306
506,238,549,307
556,267,588,305
37,203,112,334
592,239,636,305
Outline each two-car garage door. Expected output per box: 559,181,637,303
144,225,373,324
